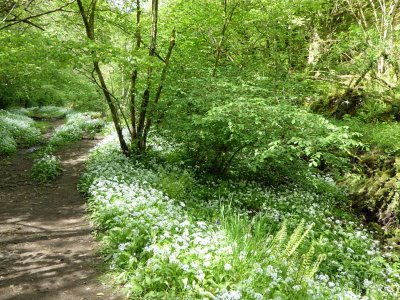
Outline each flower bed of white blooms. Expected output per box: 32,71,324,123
9,105,72,119
48,112,105,148
0,110,41,155
80,133,400,300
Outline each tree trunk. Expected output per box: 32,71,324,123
212,0,239,77
129,0,142,144
136,0,158,152
93,62,129,155
76,0,129,155
143,29,176,138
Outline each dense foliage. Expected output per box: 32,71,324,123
48,112,105,149
0,110,41,155
169,100,360,180
3,0,400,298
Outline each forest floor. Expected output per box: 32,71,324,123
0,124,122,300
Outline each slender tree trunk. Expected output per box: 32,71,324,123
130,0,142,144
136,0,158,152
76,0,129,155
212,0,239,77
93,62,129,155
143,29,176,137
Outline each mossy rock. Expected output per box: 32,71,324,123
311,89,365,119
343,152,400,229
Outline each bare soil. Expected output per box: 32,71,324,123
0,138,124,300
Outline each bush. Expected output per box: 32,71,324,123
30,154,62,182
66,113,105,138
173,100,361,182
49,124,84,148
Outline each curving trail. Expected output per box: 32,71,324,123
0,138,123,300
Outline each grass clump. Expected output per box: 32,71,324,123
30,154,62,182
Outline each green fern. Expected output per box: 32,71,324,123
295,242,315,284
284,221,314,257
305,254,326,280
270,220,288,250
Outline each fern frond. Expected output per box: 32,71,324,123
305,254,326,280
270,220,288,250
285,221,314,257
296,242,315,283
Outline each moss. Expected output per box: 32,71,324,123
344,152,400,229
311,90,365,119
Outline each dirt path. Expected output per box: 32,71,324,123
0,138,123,300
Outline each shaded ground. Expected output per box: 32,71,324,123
0,138,123,300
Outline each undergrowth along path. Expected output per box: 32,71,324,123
0,137,122,300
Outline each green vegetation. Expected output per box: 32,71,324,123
30,154,62,183
48,112,105,149
9,106,72,120
33,109,105,183
80,136,400,299
0,110,41,156
168,100,361,181
3,0,400,298
1,105,105,185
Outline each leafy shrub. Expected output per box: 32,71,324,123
175,100,361,182
334,118,400,153
49,124,84,148
30,154,62,182
66,112,105,138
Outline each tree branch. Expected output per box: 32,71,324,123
0,0,75,31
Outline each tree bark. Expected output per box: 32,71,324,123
76,0,129,155
143,29,176,138
136,0,158,152
130,0,142,143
